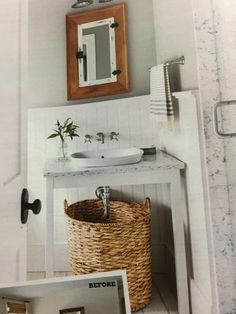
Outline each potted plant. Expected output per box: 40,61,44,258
47,118,79,160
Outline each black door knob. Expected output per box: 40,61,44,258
21,188,41,224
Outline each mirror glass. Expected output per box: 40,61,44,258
66,4,129,100
78,18,117,87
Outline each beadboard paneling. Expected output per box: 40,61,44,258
27,95,170,273
27,92,201,282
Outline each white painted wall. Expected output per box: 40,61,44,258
152,0,198,91
28,0,156,108
31,285,121,314
28,0,199,107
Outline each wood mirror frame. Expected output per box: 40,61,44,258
66,3,129,100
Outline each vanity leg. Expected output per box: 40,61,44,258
45,177,54,278
170,171,189,314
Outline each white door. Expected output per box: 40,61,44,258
0,0,28,283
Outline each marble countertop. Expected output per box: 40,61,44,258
44,150,185,178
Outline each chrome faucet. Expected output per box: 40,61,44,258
110,131,119,141
95,186,110,219
96,132,105,144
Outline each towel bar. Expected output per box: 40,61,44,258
214,100,236,137
149,56,185,72
164,56,185,66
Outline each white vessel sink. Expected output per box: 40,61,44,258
71,147,144,167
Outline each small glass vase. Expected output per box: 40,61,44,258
58,140,69,161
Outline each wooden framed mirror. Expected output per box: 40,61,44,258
66,3,129,100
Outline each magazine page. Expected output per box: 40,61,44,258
1,0,236,314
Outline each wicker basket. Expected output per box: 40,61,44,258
64,197,152,312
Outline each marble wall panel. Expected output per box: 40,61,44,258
192,0,236,312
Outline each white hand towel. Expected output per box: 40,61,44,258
150,64,174,125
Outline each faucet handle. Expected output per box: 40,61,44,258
110,131,119,141
96,132,105,144
84,134,92,143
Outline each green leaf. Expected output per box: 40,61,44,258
63,117,71,128
53,129,61,135
47,133,59,139
48,118,80,142
67,122,73,128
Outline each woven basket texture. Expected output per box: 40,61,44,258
64,198,152,312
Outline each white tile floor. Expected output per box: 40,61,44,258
141,274,178,314
27,272,178,313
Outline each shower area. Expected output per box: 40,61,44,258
191,0,236,312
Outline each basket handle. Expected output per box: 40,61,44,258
143,197,151,212
64,199,69,210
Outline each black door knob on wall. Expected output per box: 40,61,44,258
21,188,41,224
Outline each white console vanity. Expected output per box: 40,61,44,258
44,150,189,314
